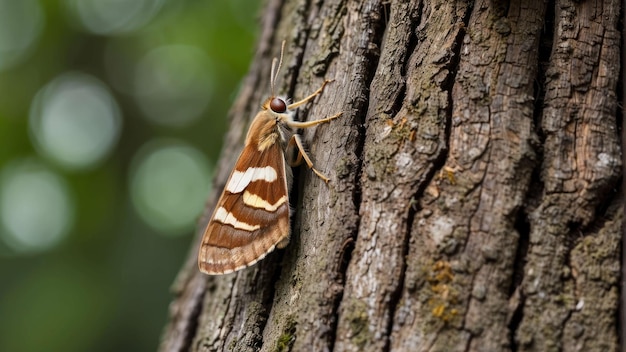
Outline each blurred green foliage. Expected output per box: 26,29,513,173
0,0,259,351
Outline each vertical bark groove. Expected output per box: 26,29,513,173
379,3,424,352
326,0,387,350
516,0,622,350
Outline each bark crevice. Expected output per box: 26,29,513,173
380,4,424,352
326,1,387,349
508,210,530,352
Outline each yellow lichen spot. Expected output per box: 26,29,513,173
433,261,454,282
432,304,445,318
431,283,450,299
386,116,416,142
427,260,459,323
425,183,440,199
397,116,408,129
438,166,457,185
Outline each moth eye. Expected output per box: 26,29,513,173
269,98,287,113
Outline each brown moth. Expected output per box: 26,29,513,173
198,42,342,275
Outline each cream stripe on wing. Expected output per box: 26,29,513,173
226,166,278,193
213,207,260,231
242,190,287,211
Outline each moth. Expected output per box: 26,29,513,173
198,42,342,275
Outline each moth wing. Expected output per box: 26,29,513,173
198,142,290,275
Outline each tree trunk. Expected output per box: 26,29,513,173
159,0,623,351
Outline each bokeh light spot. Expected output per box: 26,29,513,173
130,140,211,236
0,0,44,71
64,0,166,35
133,45,213,127
29,72,122,171
0,159,74,253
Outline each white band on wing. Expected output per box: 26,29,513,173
226,166,278,193
213,207,260,231
243,191,287,212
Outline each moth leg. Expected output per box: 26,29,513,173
286,141,304,167
287,79,334,109
286,112,342,129
288,134,331,183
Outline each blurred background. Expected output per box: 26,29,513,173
0,0,259,351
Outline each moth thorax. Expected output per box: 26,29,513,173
246,112,280,152
258,131,280,151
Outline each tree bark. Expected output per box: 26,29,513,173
159,0,623,351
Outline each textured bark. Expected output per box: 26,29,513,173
159,0,623,351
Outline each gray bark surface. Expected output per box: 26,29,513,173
160,0,623,351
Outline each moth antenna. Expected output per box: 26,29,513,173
270,57,278,96
270,41,286,96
